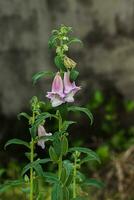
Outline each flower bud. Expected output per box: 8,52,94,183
64,56,77,69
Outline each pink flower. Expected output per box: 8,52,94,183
37,125,52,149
64,71,81,102
46,72,65,107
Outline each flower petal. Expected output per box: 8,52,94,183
52,72,64,96
64,71,73,94
64,71,81,102
37,125,52,149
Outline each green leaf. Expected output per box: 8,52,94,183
80,155,99,165
5,139,30,149
0,179,24,193
61,121,76,132
48,35,58,48
82,179,105,189
61,136,68,156
21,158,50,176
54,55,65,70
68,37,83,45
69,147,100,163
71,197,87,200
34,164,44,177
36,135,54,143
43,172,59,184
70,69,79,81
49,146,59,162
53,137,61,157
60,167,67,185
68,106,93,125
17,112,30,120
32,71,54,85
63,186,69,200
63,160,73,186
52,183,63,200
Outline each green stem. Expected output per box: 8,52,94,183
58,110,63,179
58,156,62,179
30,138,34,200
73,155,77,198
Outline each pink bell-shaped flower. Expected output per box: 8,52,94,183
64,71,81,102
46,72,65,107
37,125,52,149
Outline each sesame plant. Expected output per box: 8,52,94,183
1,25,103,200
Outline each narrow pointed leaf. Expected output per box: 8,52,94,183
21,158,50,176
5,139,30,149
17,112,30,120
82,179,105,189
68,106,93,125
32,71,54,84
69,147,100,163
61,136,68,156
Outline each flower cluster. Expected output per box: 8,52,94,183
46,71,81,107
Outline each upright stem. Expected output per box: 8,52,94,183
58,156,62,178
30,138,34,200
30,112,35,200
73,155,77,198
58,110,63,179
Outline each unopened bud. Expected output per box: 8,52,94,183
64,56,77,69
